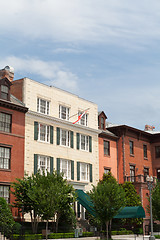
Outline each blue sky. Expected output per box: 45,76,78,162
1,0,160,130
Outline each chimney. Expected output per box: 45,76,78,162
144,125,155,131
0,66,14,82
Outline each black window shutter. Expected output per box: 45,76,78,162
89,164,92,182
34,154,38,174
50,126,53,144
50,157,53,173
71,131,74,148
57,127,60,145
89,136,92,152
57,158,60,174
77,162,80,181
76,133,80,150
34,122,38,140
71,160,74,180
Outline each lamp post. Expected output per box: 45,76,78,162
146,175,155,240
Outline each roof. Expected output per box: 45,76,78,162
99,129,118,139
10,94,25,107
98,111,107,119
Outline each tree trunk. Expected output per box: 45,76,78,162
106,221,109,240
46,220,49,240
56,213,60,233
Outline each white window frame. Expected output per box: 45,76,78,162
37,155,50,175
80,163,89,181
38,123,50,143
60,159,71,180
78,111,88,126
59,105,70,120
0,146,10,169
80,134,89,151
60,129,70,147
37,98,50,115
0,185,9,203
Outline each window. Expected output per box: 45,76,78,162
144,167,149,182
60,159,71,179
37,155,50,175
104,140,110,156
38,123,50,142
37,98,49,115
80,134,89,151
104,168,110,174
130,165,135,182
0,112,11,132
129,140,134,155
101,117,105,129
143,145,147,158
60,129,70,147
155,146,160,158
0,185,9,203
59,105,70,120
1,85,9,100
0,147,10,169
157,169,160,181
80,163,89,181
78,111,88,126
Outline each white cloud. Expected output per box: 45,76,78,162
52,48,84,54
0,56,79,92
1,0,160,47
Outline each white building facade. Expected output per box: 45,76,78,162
11,78,99,194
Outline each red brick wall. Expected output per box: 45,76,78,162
99,136,117,180
10,79,24,101
0,106,25,218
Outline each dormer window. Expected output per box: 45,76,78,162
1,85,9,100
101,117,105,129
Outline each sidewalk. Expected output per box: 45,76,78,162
54,235,157,240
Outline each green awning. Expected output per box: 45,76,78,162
114,206,145,219
75,189,96,217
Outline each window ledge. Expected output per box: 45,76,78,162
0,168,11,172
104,154,110,157
130,154,134,157
144,157,148,160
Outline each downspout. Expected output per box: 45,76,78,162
116,139,119,183
122,134,126,182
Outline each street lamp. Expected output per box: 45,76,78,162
146,175,155,240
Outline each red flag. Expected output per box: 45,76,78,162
73,109,88,124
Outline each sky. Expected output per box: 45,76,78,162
1,0,160,131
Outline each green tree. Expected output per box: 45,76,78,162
121,182,142,230
90,173,126,240
152,181,160,221
0,197,15,238
11,173,41,233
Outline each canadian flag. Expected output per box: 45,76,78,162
73,109,89,124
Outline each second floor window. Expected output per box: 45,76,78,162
130,165,135,182
104,168,110,174
59,105,70,120
60,129,70,147
104,140,110,156
37,155,50,175
0,112,11,133
0,185,9,203
80,163,89,181
80,134,89,151
155,146,160,158
38,123,50,142
0,147,10,169
143,145,147,158
37,98,49,115
60,159,71,179
129,140,134,155
144,167,149,182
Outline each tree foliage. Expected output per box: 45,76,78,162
0,197,15,238
90,172,126,240
152,181,160,221
11,171,76,237
122,182,141,206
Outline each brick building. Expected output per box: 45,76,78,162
0,66,28,218
98,111,118,180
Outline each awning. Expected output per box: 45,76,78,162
75,189,96,217
114,206,145,219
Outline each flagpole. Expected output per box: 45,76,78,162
69,108,90,119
